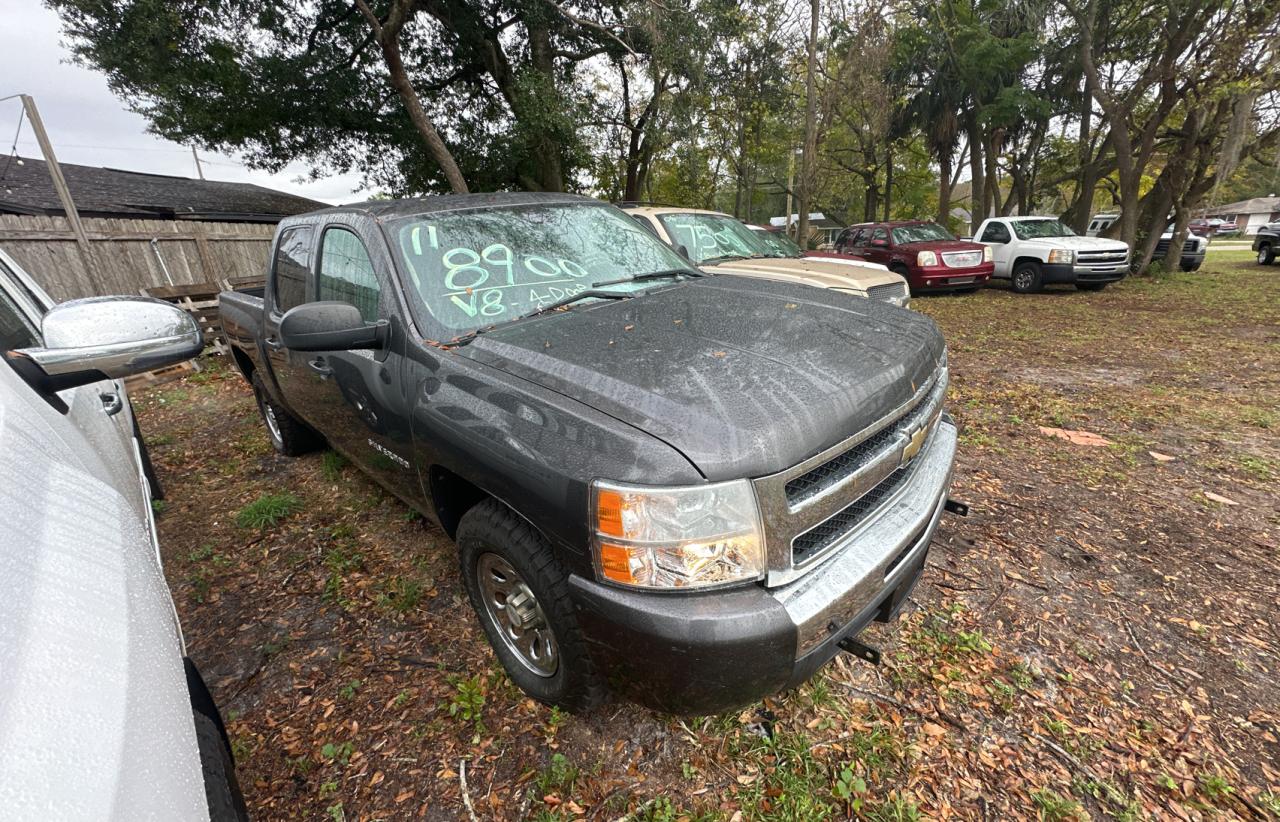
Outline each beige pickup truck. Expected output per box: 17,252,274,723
621,205,911,307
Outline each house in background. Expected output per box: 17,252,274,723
1204,196,1280,236
0,155,325,223
770,212,845,247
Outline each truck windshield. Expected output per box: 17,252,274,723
657,213,771,264
890,224,954,244
391,203,695,338
1012,219,1076,240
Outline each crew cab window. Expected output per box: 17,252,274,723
980,222,1011,243
870,228,888,243
0,287,39,351
272,227,313,313
1011,219,1075,240
318,228,381,322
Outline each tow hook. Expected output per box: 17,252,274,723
838,637,881,665
944,497,969,517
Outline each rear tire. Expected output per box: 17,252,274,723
457,499,606,712
1076,283,1107,292
1259,244,1275,265
251,371,322,456
1011,261,1043,293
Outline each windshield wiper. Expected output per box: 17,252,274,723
590,268,705,288
512,288,634,323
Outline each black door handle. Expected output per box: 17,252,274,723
100,392,124,416
308,358,333,377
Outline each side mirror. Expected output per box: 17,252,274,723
279,302,387,352
10,296,203,393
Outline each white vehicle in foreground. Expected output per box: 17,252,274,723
975,216,1130,293
0,249,244,820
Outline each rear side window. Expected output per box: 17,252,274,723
318,228,381,322
272,227,313,313
871,228,888,242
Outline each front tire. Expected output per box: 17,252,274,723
1259,244,1275,265
1011,261,1043,293
251,371,322,456
457,499,606,712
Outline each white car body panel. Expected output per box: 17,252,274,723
0,250,208,821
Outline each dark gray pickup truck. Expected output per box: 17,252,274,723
220,192,959,714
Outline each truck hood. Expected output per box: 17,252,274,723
896,239,984,254
706,257,902,293
459,276,944,480
1025,235,1128,252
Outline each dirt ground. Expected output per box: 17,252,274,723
136,261,1279,821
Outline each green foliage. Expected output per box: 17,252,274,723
235,492,300,529
535,752,578,796
447,675,486,724
320,450,348,481
320,741,354,766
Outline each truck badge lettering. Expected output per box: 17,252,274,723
368,439,411,469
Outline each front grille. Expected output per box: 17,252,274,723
784,374,945,507
1154,239,1199,254
792,464,914,563
1076,250,1127,266
942,251,982,268
867,282,908,303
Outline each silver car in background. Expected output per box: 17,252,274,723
0,249,245,820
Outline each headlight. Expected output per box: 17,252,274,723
1047,248,1075,265
917,251,939,267
591,479,765,589
982,245,993,262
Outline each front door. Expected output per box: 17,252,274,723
977,221,1014,277
307,224,421,503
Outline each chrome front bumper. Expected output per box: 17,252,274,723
771,417,957,656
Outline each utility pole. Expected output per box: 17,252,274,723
796,0,820,250
192,146,205,180
784,149,795,235
20,95,94,274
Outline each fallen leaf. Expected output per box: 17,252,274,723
1203,491,1238,506
1039,426,1112,447
921,722,947,737
1149,451,1176,462
713,351,727,358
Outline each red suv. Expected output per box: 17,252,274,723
836,221,993,293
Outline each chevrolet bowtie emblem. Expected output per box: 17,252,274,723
902,425,927,464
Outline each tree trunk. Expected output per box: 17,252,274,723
527,25,564,192
966,113,984,234
358,0,468,194
1069,85,1095,233
937,148,954,227
796,0,820,249
883,142,893,222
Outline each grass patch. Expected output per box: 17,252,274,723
236,492,301,529
321,450,348,481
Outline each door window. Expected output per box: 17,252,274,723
870,228,888,243
980,222,1011,243
272,227,313,314
318,228,382,322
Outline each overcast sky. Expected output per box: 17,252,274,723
0,0,372,204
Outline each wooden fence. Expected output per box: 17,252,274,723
0,214,275,302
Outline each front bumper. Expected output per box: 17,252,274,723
568,419,958,714
912,262,994,290
1071,261,1127,283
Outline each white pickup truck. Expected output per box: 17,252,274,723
974,216,1130,293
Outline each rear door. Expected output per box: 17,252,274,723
263,225,319,418
862,227,892,266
